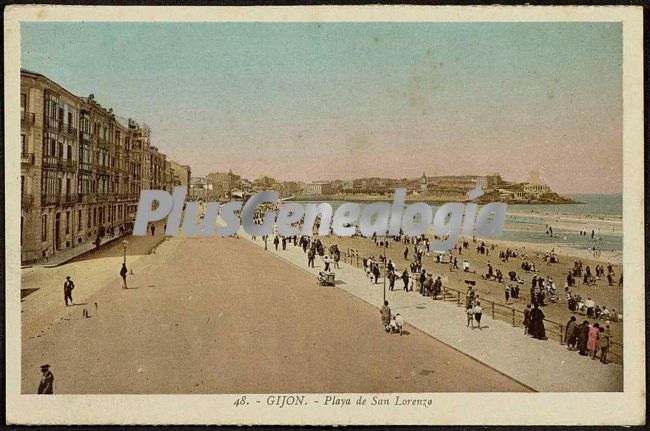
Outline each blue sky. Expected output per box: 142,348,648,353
22,22,623,193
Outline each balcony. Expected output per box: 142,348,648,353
81,194,96,204
21,152,35,165
98,137,111,148
80,161,94,173
21,194,34,208
60,159,77,171
21,111,35,128
96,165,110,175
42,156,59,169
61,194,78,206
64,125,78,138
41,194,59,206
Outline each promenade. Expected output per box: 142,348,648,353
21,234,528,394
241,232,623,392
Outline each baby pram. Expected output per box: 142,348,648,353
317,271,336,286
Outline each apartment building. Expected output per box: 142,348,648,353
20,70,189,264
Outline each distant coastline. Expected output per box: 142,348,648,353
286,194,580,205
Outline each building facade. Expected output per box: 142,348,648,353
20,70,189,264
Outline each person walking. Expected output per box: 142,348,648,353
120,263,128,289
273,236,280,251
600,325,611,364
523,304,532,335
380,301,391,332
401,269,410,291
529,303,546,340
587,323,601,360
150,224,156,236
504,285,511,304
37,364,54,394
466,303,475,328
307,249,315,268
473,301,483,330
388,270,396,291
63,276,75,306
565,316,578,350
577,320,590,356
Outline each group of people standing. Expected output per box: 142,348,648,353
565,316,612,364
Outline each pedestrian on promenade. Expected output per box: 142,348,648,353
395,313,404,335
307,249,315,268
529,303,546,340
473,302,483,330
120,263,128,289
523,304,531,335
381,301,391,332
587,322,600,360
151,224,156,236
372,264,380,284
401,269,410,291
273,236,280,251
504,285,511,304
577,320,590,356
404,247,408,260
419,270,427,295
282,237,287,250
388,270,396,291
323,255,331,272
63,276,75,306
37,364,54,394
466,304,475,328
333,252,340,269
565,316,578,350
600,325,611,364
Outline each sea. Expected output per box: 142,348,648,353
294,194,623,252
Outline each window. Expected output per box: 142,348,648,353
21,93,26,116
21,135,26,155
68,112,73,128
41,214,47,241
65,178,71,196
87,210,91,229
78,210,82,231
50,138,56,157
21,176,24,197
67,144,72,160
93,208,97,226
66,211,70,234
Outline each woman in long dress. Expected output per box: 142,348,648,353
587,323,601,360
529,304,546,340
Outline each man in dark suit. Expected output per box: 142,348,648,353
37,364,54,394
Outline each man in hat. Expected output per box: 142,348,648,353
63,276,75,306
120,263,128,289
37,364,54,394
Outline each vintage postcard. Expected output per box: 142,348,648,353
4,4,645,426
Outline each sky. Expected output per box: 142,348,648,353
21,22,623,193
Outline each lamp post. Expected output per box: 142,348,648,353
122,239,128,265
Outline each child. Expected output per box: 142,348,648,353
466,304,475,328
395,313,404,335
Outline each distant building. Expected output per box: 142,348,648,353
523,183,551,196
168,160,191,194
207,170,240,198
189,177,211,200
303,181,334,195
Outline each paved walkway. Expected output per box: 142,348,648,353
240,232,623,392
